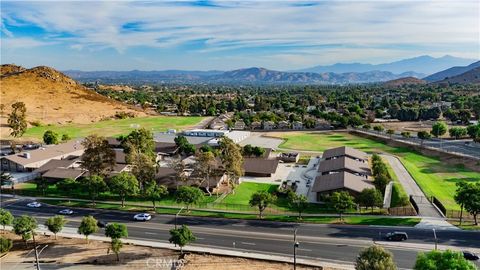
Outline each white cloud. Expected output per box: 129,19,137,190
1,0,478,68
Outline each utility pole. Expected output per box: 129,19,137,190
293,227,299,270
433,228,438,250
31,230,40,270
175,206,185,230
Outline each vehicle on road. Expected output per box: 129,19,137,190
97,220,108,228
58,209,74,215
384,231,408,241
463,251,479,261
133,213,152,221
27,202,42,208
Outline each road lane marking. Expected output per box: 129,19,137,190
145,232,157,235
241,242,256,245
232,224,246,227
297,248,312,252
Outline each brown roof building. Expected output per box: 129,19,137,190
243,158,279,177
322,146,368,162
312,172,374,199
155,167,226,193
318,156,370,177
1,141,84,172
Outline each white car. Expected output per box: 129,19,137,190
58,209,74,215
27,202,42,208
133,213,152,221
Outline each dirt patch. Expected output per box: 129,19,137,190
0,231,327,270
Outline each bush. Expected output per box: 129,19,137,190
29,120,43,127
0,236,13,253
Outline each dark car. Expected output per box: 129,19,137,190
385,232,408,241
97,220,108,228
463,251,479,261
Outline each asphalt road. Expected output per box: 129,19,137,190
3,198,480,270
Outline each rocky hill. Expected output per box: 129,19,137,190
383,77,427,87
423,61,480,82
0,64,145,125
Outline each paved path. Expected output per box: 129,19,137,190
382,155,442,218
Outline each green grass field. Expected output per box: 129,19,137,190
276,132,480,211
222,182,279,205
23,115,206,140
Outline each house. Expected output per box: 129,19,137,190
312,172,374,199
292,121,303,130
250,121,262,130
155,166,227,194
243,158,279,177
278,152,300,163
277,121,290,129
42,167,87,182
0,140,84,172
155,142,180,159
262,121,275,130
233,120,246,130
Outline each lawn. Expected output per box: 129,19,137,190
222,182,279,205
22,115,206,140
274,131,480,211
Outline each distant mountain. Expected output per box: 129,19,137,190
64,67,429,85
296,55,476,75
383,77,427,87
423,61,480,82
436,67,480,85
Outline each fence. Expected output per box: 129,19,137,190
446,210,475,220
388,206,417,216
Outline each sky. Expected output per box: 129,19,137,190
1,0,479,71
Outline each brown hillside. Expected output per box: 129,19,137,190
383,77,426,87
0,64,146,126
437,67,480,85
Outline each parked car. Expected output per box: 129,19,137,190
463,251,479,261
133,213,152,221
384,231,408,241
97,220,109,228
58,209,74,215
27,202,42,208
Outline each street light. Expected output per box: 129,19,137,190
293,227,300,270
433,228,438,250
175,206,185,230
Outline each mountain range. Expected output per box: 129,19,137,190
423,61,480,82
295,55,476,75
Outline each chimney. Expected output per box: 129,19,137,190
24,152,31,159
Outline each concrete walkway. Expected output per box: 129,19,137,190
382,155,442,218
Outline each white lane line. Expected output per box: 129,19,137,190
297,248,312,252
241,242,256,246
145,232,157,235
196,237,205,240
279,227,295,230
232,224,246,227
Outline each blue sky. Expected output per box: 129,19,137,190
1,0,479,71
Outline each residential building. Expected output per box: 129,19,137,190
292,121,303,130
262,121,275,130
233,120,246,130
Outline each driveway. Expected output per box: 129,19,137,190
382,155,442,218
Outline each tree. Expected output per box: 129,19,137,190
386,129,395,138
8,102,27,138
355,245,397,270
56,178,78,193
13,215,37,247
0,236,13,253
462,182,480,225
61,134,71,142
144,181,168,211
82,175,107,206
0,209,14,230
45,215,67,240
287,191,309,219
454,182,469,225
175,135,196,156
417,131,432,146
430,121,447,138
466,124,480,142
120,128,156,162
329,191,355,221
43,130,59,145
78,215,99,243
169,225,196,253
105,223,128,261
218,137,244,193
81,135,116,176
357,188,383,212
175,186,204,211
373,174,390,196
400,131,411,138
249,191,276,219
449,127,467,140
373,125,384,133
35,177,49,196
130,149,156,191
195,151,216,195
109,172,139,207
414,250,476,270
